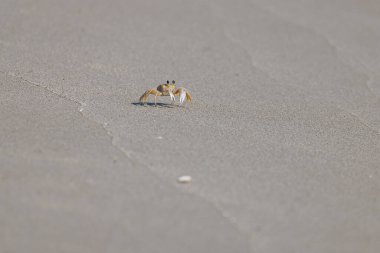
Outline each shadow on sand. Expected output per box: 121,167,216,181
131,102,175,108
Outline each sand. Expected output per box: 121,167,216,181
1,0,379,252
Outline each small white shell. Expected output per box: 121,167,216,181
177,175,192,184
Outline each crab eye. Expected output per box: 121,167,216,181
167,80,169,84
172,80,175,84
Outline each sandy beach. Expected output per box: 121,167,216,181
1,0,380,252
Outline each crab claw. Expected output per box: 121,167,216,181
179,89,186,106
176,87,191,106
169,90,175,104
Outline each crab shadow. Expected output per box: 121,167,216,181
131,102,176,108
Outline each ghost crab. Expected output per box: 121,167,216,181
139,80,192,106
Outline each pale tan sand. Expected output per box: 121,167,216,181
1,0,380,252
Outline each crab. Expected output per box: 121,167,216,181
139,80,192,106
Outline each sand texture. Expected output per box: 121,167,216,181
1,0,380,252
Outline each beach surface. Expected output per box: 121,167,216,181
1,0,380,252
